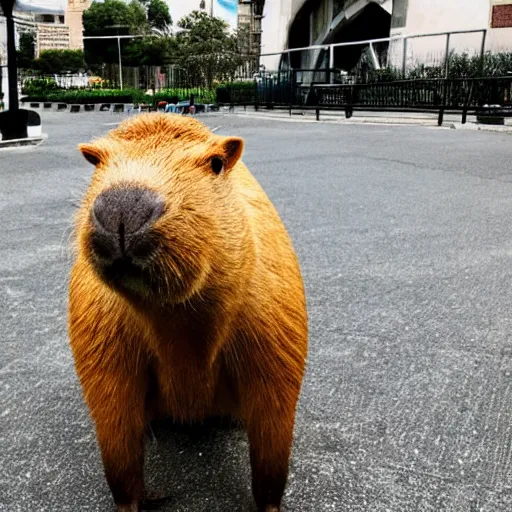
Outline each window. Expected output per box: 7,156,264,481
491,2,512,28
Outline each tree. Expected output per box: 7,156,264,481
33,50,85,74
83,0,147,36
83,0,149,66
17,32,36,69
147,0,172,32
176,11,245,86
124,36,176,66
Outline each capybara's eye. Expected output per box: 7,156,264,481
211,157,224,175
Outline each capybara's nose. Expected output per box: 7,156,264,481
90,185,165,263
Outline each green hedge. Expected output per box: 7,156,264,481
21,88,146,104
21,78,59,96
21,86,217,105
152,88,216,105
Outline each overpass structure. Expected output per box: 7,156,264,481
260,0,395,73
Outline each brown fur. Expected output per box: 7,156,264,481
68,113,308,511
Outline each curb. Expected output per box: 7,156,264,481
22,102,134,113
231,111,512,132
0,134,47,149
451,122,512,134
233,111,441,127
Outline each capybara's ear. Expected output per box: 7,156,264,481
216,136,244,172
78,143,108,167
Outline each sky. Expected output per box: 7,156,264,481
16,0,68,14
14,0,211,21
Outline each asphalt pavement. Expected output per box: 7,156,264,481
1,111,512,511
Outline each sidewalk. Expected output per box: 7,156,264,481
227,106,512,133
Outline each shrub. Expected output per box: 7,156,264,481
21,78,59,96
354,51,512,83
21,88,148,104
152,87,216,105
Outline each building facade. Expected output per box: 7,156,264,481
260,0,512,72
66,0,92,50
237,0,263,75
10,0,90,56
390,0,512,68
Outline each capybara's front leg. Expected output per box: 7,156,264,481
246,408,296,512
86,365,147,510
69,316,148,507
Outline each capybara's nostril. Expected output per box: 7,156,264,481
90,185,165,263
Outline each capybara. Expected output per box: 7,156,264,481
68,113,308,512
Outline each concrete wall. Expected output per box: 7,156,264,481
260,0,305,69
262,0,512,73
389,0,512,69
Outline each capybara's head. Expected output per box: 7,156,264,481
75,113,245,304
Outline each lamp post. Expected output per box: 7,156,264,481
0,0,37,142
1,0,19,111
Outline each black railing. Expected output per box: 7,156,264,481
218,71,512,124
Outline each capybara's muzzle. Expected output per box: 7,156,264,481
90,183,165,273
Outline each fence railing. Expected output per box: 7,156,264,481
259,28,490,80
217,72,512,125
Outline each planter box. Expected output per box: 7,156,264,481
477,105,509,125
477,115,505,125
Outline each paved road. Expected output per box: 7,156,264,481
1,112,512,512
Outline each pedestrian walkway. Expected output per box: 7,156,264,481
228,106,512,133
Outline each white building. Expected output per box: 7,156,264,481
391,0,512,68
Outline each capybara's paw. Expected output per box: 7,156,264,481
139,493,171,510
116,503,138,512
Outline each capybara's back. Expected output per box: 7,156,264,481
68,113,308,512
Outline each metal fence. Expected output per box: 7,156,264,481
217,70,512,124
18,62,260,93
259,29,491,81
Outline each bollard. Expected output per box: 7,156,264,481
438,108,445,126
